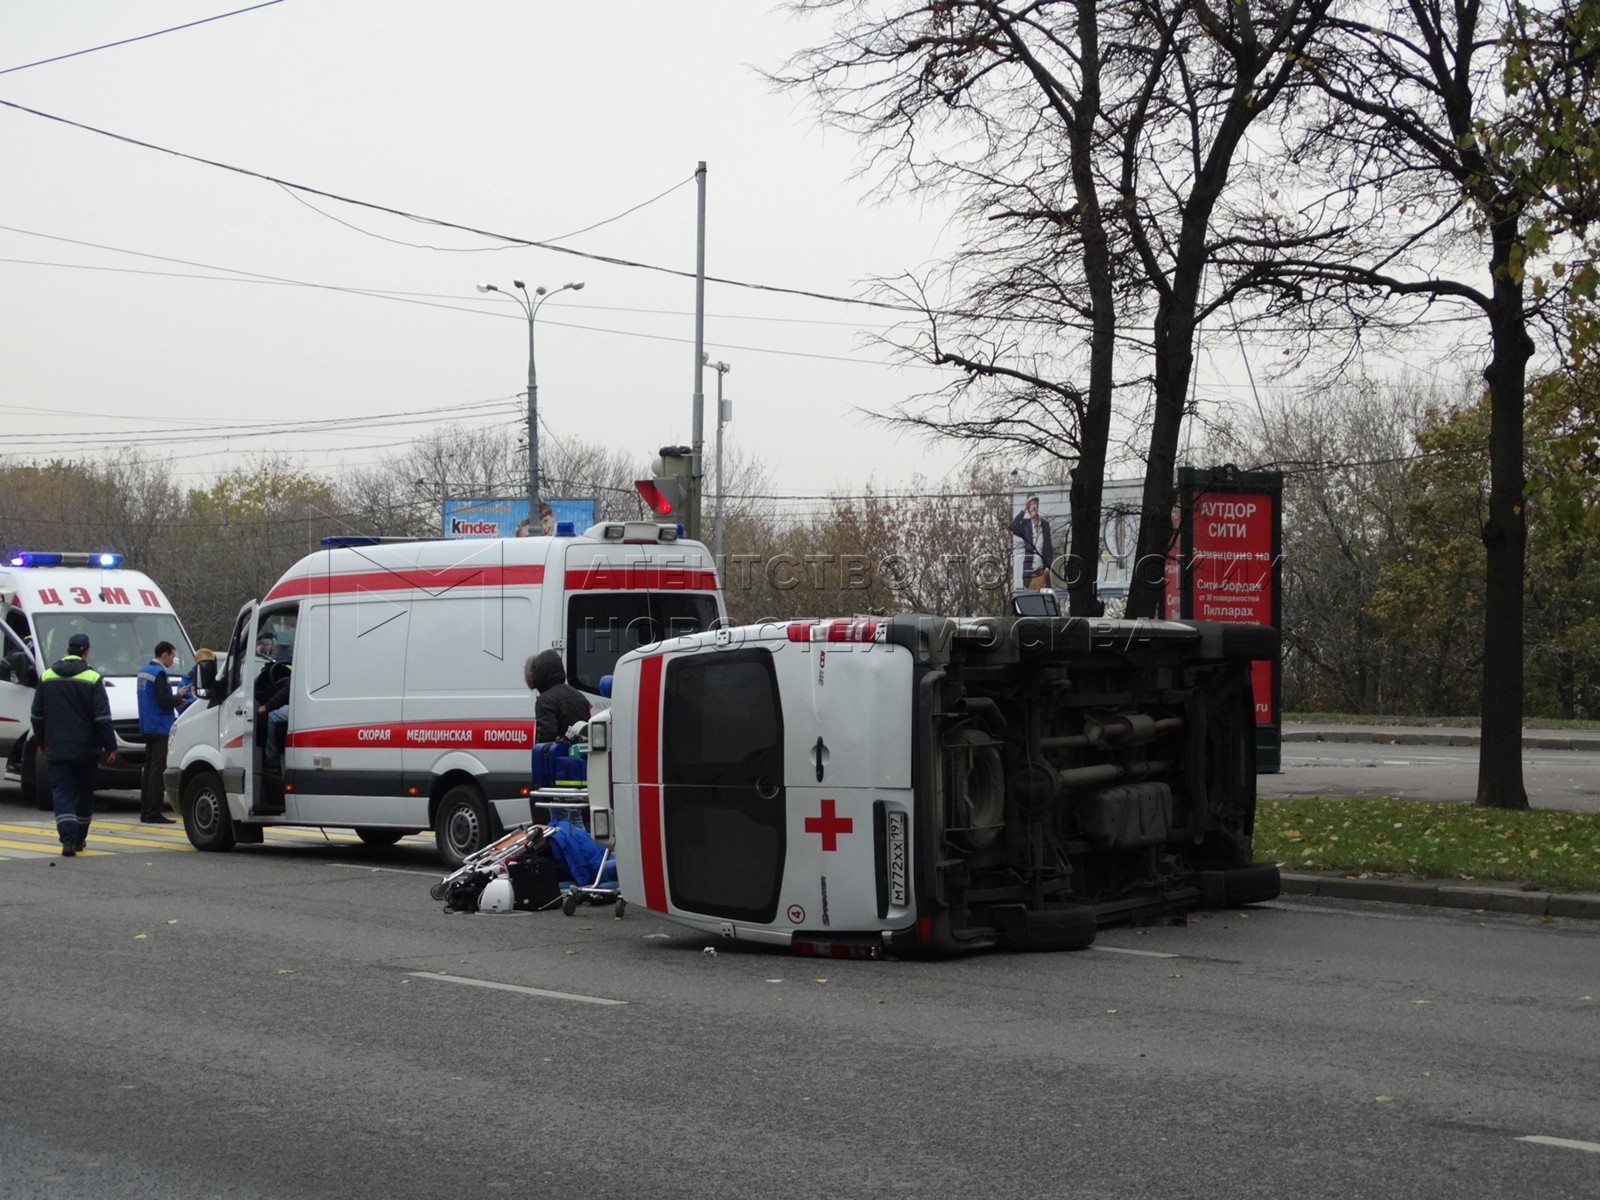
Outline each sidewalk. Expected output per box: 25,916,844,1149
1282,722,1600,752
1277,871,1600,921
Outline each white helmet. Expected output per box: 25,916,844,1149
479,876,516,914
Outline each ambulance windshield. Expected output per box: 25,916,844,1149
33,612,193,676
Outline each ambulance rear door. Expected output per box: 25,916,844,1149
774,623,916,937
215,602,259,812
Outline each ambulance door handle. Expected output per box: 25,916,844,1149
812,736,828,783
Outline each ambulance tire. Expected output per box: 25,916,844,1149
182,770,236,852
355,828,408,847
435,784,498,869
1198,863,1282,909
22,741,50,811
1001,905,1098,953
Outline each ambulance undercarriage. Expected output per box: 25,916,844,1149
596,614,1279,956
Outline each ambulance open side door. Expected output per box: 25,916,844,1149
218,601,258,817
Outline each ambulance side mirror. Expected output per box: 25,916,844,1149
195,657,219,702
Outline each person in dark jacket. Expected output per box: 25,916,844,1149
135,640,182,824
524,649,591,744
31,632,117,856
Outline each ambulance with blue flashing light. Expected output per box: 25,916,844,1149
163,521,725,867
1,551,196,807
583,610,1281,957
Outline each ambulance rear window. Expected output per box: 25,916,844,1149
566,593,720,693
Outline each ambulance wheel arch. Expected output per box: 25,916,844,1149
433,776,500,868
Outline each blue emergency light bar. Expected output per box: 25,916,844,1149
320,536,381,548
7,551,124,568
556,521,576,537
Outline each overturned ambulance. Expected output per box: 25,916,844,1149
585,613,1280,956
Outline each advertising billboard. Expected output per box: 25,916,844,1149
1008,478,1144,598
1167,466,1284,772
442,498,599,539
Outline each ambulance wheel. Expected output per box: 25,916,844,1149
562,892,579,917
614,898,627,920
22,741,50,810
997,904,1098,953
1198,864,1281,909
182,770,236,852
356,828,407,847
435,785,496,869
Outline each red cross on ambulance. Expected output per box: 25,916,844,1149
804,798,853,851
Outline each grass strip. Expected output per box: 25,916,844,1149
1255,797,1600,893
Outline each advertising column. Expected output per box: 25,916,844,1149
1171,467,1283,773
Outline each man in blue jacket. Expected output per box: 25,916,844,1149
30,632,118,856
136,640,183,824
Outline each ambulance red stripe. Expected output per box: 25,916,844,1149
635,653,668,912
285,721,533,750
564,567,718,592
264,565,546,602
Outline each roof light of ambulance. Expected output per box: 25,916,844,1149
555,521,576,537
94,553,124,567
658,524,679,542
825,618,880,643
599,674,613,699
320,536,381,547
786,620,820,642
9,552,63,567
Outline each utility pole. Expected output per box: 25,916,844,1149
690,160,707,542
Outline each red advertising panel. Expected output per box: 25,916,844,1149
1189,489,1277,725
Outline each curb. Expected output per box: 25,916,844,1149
1279,872,1600,921
1282,729,1600,752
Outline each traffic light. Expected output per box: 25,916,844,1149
635,445,696,526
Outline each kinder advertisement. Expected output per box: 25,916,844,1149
442,498,598,539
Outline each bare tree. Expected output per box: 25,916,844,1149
776,0,1336,617
1230,0,1600,806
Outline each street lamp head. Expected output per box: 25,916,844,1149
534,285,547,296
476,284,498,294
569,281,585,292
512,279,526,290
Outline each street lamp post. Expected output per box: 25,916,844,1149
706,358,731,561
477,279,585,514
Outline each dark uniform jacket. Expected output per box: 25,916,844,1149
31,654,117,762
527,649,592,744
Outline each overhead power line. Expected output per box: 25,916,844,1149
0,2,285,77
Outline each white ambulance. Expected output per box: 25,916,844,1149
586,612,1280,957
1,552,196,807
164,523,724,867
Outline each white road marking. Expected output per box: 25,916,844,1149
1092,945,1179,959
326,863,438,877
406,971,626,1006
1516,1135,1600,1154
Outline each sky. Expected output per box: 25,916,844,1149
0,0,983,509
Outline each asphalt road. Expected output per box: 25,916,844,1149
1267,742,1600,814
2,797,1598,1200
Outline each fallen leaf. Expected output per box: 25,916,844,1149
1375,1096,1394,1103
813,977,828,984
166,919,178,925
1106,1009,1118,1014
133,934,147,940
1414,999,1431,1005
765,979,783,984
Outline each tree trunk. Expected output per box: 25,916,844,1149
1476,211,1531,810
